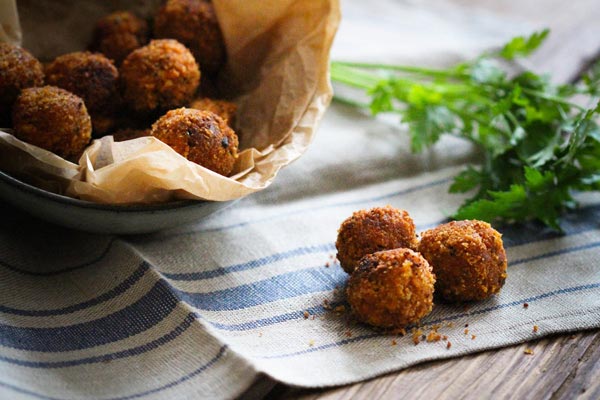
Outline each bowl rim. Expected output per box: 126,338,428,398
0,170,207,212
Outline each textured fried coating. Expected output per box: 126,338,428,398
120,39,200,114
150,108,238,175
154,0,226,76
336,206,419,274
91,11,149,65
0,43,44,125
347,248,435,329
189,97,236,127
419,220,507,302
45,52,119,114
12,86,91,160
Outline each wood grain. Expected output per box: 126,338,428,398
264,330,600,400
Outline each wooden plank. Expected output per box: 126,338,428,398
267,330,600,400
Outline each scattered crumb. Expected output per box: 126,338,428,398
464,323,469,328
412,329,423,345
447,322,455,328
442,335,448,341
303,311,310,319
334,305,346,314
325,262,330,268
391,340,397,346
345,331,353,338
258,332,263,337
523,303,529,309
309,340,315,347
533,325,539,333
447,341,452,349
524,349,534,355
323,299,332,310
471,335,476,340
464,328,469,335
427,331,442,342
421,334,426,341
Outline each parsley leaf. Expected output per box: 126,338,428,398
331,30,600,230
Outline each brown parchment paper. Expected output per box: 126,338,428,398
0,0,340,204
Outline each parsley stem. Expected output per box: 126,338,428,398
520,88,585,111
332,61,468,80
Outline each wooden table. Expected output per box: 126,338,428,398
243,1,600,398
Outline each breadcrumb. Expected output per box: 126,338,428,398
533,325,539,333
524,349,534,355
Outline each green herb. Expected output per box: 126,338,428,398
331,30,600,231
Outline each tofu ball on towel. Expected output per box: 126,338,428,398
419,220,507,302
347,248,435,329
336,206,419,274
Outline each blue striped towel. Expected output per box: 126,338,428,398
1,1,599,399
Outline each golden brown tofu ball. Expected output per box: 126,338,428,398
0,43,44,125
91,11,149,65
12,86,91,160
112,128,150,142
347,248,435,329
120,39,200,114
419,220,507,302
336,206,419,274
189,97,236,127
150,108,238,175
45,52,119,113
154,0,226,76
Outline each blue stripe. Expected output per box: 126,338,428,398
163,243,336,280
0,346,227,400
0,280,179,352
174,266,342,311
202,238,600,330
0,238,116,276
259,281,600,359
511,241,600,265
0,312,196,368
0,262,149,316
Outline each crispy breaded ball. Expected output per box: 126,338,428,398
45,52,119,114
154,0,226,76
120,39,200,114
91,11,149,65
112,128,150,142
0,43,44,125
419,220,507,302
190,97,236,127
12,86,91,159
150,108,238,175
347,248,435,329
336,206,419,274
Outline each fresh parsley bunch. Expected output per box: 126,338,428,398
331,30,600,230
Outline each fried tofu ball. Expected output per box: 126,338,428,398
120,39,200,114
91,11,149,65
0,43,44,125
150,108,238,175
336,206,419,274
154,0,226,76
45,52,119,137
347,248,435,329
190,97,236,127
12,86,91,160
419,220,507,302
